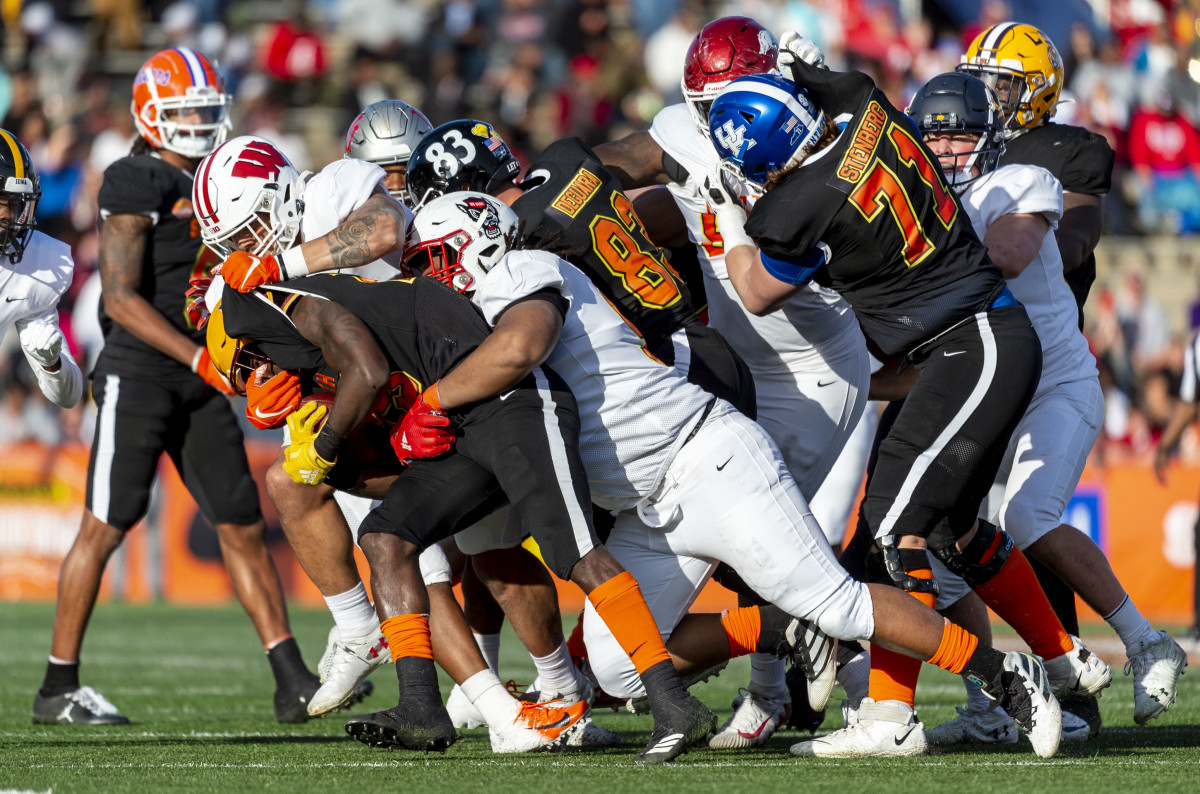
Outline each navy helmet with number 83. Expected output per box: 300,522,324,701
405,119,521,209
708,73,825,188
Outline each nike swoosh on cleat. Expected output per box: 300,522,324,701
736,719,772,740
894,725,916,746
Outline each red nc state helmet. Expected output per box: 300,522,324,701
681,16,779,135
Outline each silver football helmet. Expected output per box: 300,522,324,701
343,100,433,207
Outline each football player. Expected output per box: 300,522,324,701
343,99,433,207
703,51,1097,758
908,72,1185,744
592,16,874,743
203,187,716,758
0,128,83,409
33,49,324,727
195,134,614,751
405,190,1064,760
957,22,1119,734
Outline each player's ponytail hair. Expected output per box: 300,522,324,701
763,115,839,191
130,136,154,156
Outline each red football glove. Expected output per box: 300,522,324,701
191,348,235,395
217,251,282,292
389,386,454,463
245,365,302,429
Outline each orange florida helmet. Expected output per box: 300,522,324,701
132,47,232,159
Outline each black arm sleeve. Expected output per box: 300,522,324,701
786,60,875,118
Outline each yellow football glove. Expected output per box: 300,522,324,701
282,401,336,485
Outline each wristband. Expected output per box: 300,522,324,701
280,246,309,281
424,382,444,411
313,423,345,461
715,210,755,251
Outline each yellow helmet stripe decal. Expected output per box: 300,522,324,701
0,129,24,179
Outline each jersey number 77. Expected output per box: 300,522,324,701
846,119,958,269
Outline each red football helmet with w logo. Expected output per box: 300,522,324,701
681,16,779,136
192,135,305,257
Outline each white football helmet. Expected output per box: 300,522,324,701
344,99,433,206
403,192,518,294
193,135,305,258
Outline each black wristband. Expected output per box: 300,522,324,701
313,424,344,461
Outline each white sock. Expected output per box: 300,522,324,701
531,642,578,697
747,653,787,699
1103,594,1158,655
48,655,78,667
473,632,502,673
462,668,519,729
323,582,378,636
836,649,870,706
964,674,991,712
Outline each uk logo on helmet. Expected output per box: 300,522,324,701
714,120,754,156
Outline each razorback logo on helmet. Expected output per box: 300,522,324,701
458,197,503,239
232,141,290,181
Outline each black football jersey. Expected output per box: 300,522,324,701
220,274,512,427
745,62,1005,356
1001,122,1114,327
513,137,697,361
96,153,218,376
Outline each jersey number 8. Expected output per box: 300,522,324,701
589,191,682,309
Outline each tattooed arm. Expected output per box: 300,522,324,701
289,295,389,439
594,131,673,190
292,185,411,275
100,213,206,366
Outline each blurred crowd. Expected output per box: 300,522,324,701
3,0,1200,468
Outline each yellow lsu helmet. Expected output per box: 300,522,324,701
205,299,262,395
958,22,1063,134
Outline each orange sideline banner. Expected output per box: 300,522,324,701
2,443,1196,623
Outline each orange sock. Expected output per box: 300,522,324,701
380,613,433,661
589,571,671,674
972,545,1073,659
926,618,979,675
566,609,587,663
721,606,762,658
868,567,936,708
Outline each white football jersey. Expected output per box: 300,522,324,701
299,158,408,282
648,102,859,368
960,164,1096,393
472,248,723,511
0,231,74,333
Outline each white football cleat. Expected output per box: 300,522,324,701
925,705,1018,745
710,690,791,749
489,698,589,753
786,620,838,711
307,624,391,716
445,683,487,729
1126,630,1188,725
1042,635,1112,699
986,651,1062,759
529,673,622,747
788,698,927,757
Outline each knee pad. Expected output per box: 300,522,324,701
877,534,938,594
930,519,1013,587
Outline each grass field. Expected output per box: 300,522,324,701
2,603,1199,793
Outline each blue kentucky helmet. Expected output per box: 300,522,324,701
708,73,826,187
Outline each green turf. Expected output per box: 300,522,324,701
1,602,1197,793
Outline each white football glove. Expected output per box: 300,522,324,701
702,164,754,251
19,320,63,369
777,31,826,80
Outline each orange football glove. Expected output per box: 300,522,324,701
191,348,235,395
245,365,302,429
389,385,454,463
217,251,282,292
